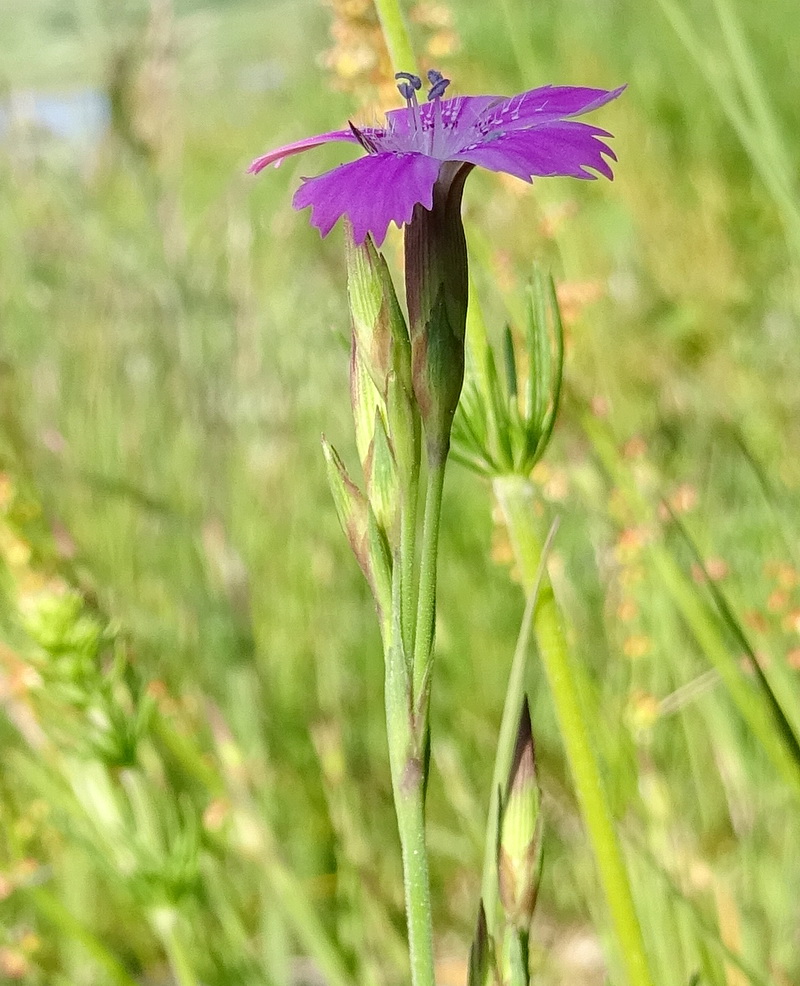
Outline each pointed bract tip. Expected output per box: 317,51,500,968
468,901,492,986
507,698,535,799
321,437,369,574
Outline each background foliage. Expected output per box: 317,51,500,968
1,0,799,983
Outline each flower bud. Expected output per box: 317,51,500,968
364,408,400,546
346,226,390,391
385,369,420,494
498,698,542,931
365,505,392,623
350,335,385,469
345,222,412,400
321,437,391,618
321,437,370,579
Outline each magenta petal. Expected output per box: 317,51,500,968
292,152,442,245
452,121,617,181
248,129,362,174
476,84,625,134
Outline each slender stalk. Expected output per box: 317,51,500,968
373,0,418,77
394,778,436,986
383,598,436,986
480,518,559,928
494,475,656,986
388,454,444,986
400,475,419,660
151,910,201,986
412,456,447,702
26,887,141,986
499,0,533,86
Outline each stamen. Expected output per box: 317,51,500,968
426,70,451,102
395,71,422,133
348,121,377,153
424,69,451,156
395,71,422,101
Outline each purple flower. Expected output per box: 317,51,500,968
249,72,624,245
251,72,624,459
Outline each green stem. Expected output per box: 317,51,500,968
499,0,534,85
26,887,140,986
480,518,559,929
151,910,201,986
388,460,442,986
373,0,418,76
412,456,447,703
384,606,436,986
395,779,436,986
400,475,419,660
494,475,655,986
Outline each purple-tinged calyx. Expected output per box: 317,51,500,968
404,158,471,462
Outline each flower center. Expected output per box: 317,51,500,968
395,70,452,157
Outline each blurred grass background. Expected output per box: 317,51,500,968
1,0,799,984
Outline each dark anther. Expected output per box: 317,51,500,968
348,121,377,153
395,71,423,100
395,71,423,90
426,75,451,101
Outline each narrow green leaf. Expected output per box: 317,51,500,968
502,324,518,401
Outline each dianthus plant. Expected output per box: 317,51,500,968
251,70,625,986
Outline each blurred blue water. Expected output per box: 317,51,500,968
0,88,110,145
